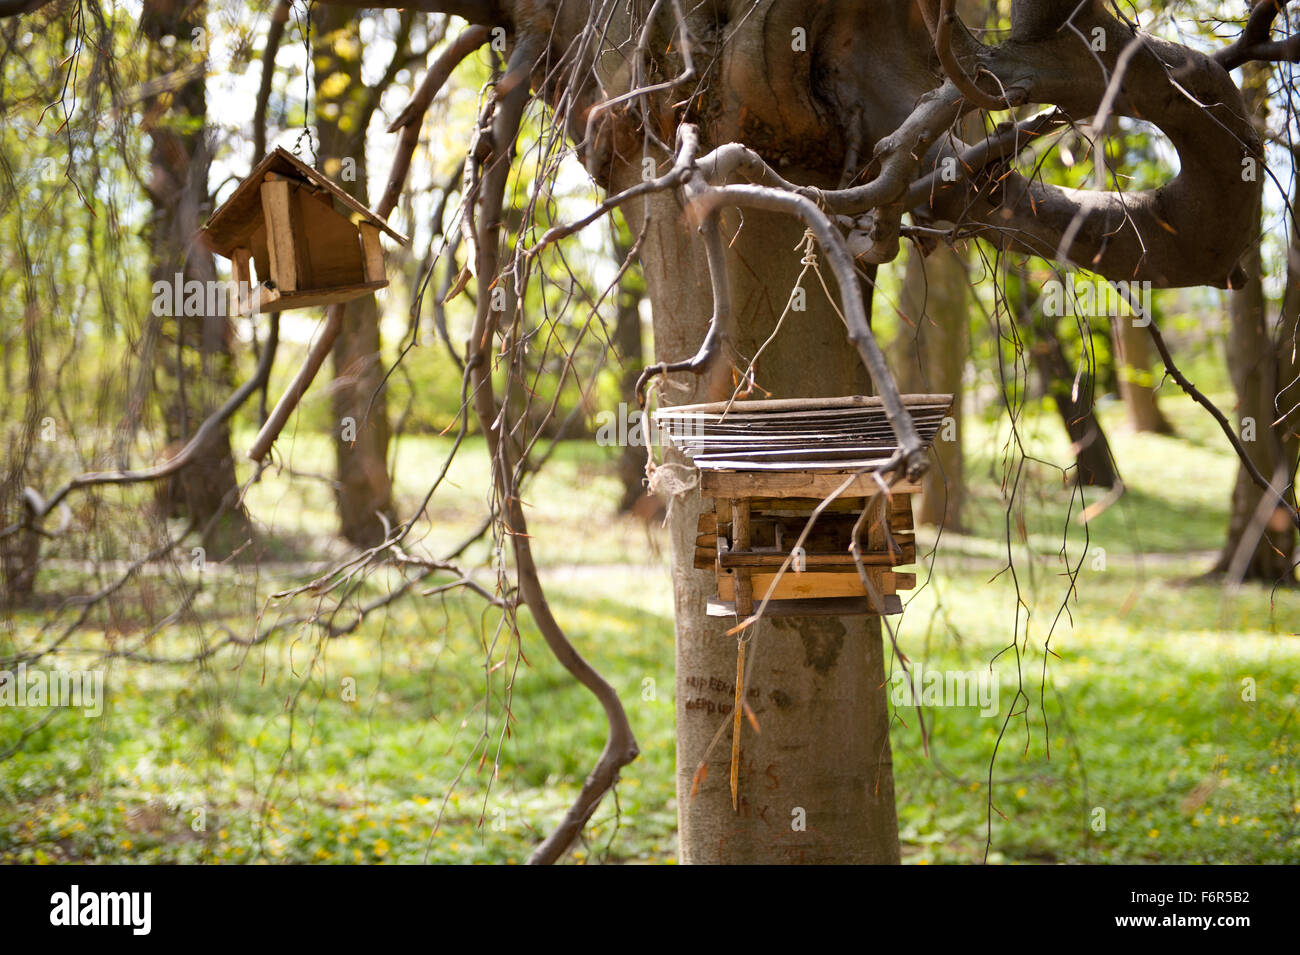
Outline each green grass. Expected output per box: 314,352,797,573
1,392,1298,864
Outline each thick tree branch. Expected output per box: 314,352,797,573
1216,0,1300,70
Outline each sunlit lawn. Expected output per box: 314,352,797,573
1,392,1298,863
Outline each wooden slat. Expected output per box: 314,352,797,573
260,179,299,293
719,544,914,568
718,568,906,602
706,595,904,617
732,500,753,615
232,246,251,287
694,549,717,570
359,222,385,284
250,281,387,313
297,187,367,287
696,512,717,534
701,470,922,499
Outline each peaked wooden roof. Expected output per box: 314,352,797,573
201,146,409,255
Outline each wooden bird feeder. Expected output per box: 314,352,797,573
199,147,409,315
654,395,954,618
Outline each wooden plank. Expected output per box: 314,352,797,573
231,246,252,287
694,548,716,570
714,497,732,538
253,281,387,312
231,247,252,312
719,545,915,568
697,512,717,534
707,595,903,617
260,179,299,292
701,470,922,499
732,500,753,616
359,222,385,284
718,569,902,602
298,188,367,287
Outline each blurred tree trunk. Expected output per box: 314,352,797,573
1032,318,1119,488
312,5,399,546
621,170,899,864
143,0,251,559
1112,316,1174,434
895,243,967,530
612,221,649,513
1212,69,1299,582
0,298,42,608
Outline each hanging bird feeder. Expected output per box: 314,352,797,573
199,147,408,315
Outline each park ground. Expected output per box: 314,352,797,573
1,391,1298,864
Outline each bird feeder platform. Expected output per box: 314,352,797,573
199,147,409,315
654,394,953,617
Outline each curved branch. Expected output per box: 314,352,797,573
933,0,1025,110
464,37,639,866
378,24,489,218
927,19,1263,288
687,181,928,479
634,204,728,405
1216,0,1300,70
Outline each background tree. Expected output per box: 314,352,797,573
308,5,413,546
143,0,252,557
1212,65,1300,583
894,243,969,530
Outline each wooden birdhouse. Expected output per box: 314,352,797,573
654,395,954,618
199,147,408,315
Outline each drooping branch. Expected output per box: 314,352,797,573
380,24,489,217
463,37,639,866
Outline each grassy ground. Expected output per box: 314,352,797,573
1,393,1298,864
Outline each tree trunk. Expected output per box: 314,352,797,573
896,243,967,530
1211,73,1299,581
619,171,900,864
1112,314,1175,434
612,221,649,513
143,0,251,559
1032,320,1119,488
313,5,395,547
